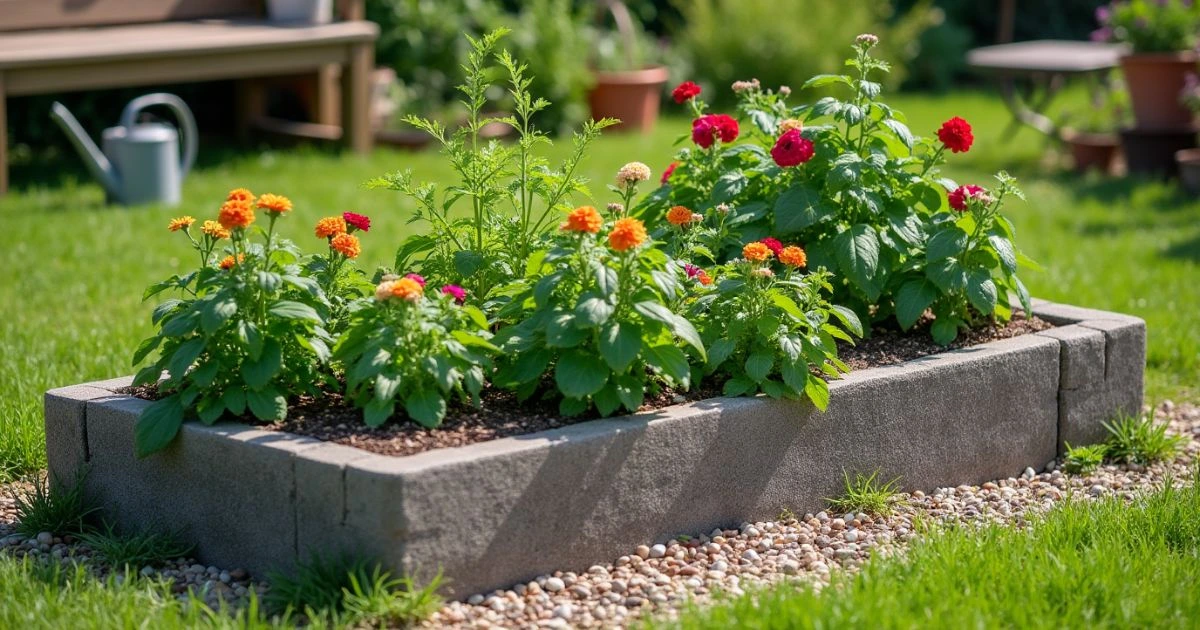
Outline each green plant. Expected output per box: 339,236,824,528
332,277,496,428
266,553,370,616
498,0,595,133
12,471,97,537
370,29,616,306
132,192,334,457
76,524,195,569
1102,413,1187,465
306,212,376,336
1094,0,1200,53
1062,442,1108,474
265,553,440,626
647,35,1036,344
340,566,445,628
826,469,902,515
493,200,706,416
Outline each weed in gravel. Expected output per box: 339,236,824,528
13,470,97,537
827,470,902,516
1063,442,1108,474
1103,413,1187,465
266,552,441,626
341,566,444,628
76,524,195,570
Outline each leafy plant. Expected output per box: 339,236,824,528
266,553,440,627
1094,0,1200,53
76,524,195,569
341,566,445,628
370,29,616,306
13,470,97,537
306,212,375,336
266,553,371,616
1102,413,1187,465
647,35,1035,344
332,276,497,428
493,199,706,417
826,469,902,516
1062,442,1108,474
133,192,333,457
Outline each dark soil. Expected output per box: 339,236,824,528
121,315,1052,458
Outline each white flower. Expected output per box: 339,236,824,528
616,162,652,188
375,281,397,301
751,267,775,279
856,33,879,47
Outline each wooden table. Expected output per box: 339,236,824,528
967,40,1128,137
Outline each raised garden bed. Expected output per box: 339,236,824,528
43,300,1144,598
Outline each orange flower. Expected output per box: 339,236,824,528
742,242,773,262
778,245,807,268
256,193,293,215
698,270,713,286
201,220,230,240
226,188,255,203
330,233,361,259
167,216,195,232
315,216,347,239
389,277,424,302
561,205,603,234
666,205,695,226
218,253,245,270
608,217,647,252
218,200,255,230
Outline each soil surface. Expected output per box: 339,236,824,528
122,315,1052,458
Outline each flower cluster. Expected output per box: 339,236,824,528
691,114,739,149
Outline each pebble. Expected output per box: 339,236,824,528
649,544,666,558
35,532,53,545
544,577,565,592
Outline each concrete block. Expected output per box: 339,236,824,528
1035,325,1106,390
1032,301,1142,326
43,385,119,487
294,443,374,561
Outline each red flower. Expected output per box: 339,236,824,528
759,237,784,256
343,211,371,232
661,162,678,186
691,114,739,149
770,129,815,167
404,273,427,287
672,81,702,104
948,184,986,211
937,117,974,154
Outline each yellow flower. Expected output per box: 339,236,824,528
167,216,195,232
315,216,348,239
201,220,231,240
742,242,773,262
778,245,807,268
330,233,361,259
666,205,695,226
218,200,255,230
608,217,647,252
256,193,293,215
226,188,255,203
219,253,245,270
561,206,603,234
389,277,424,302
616,162,652,188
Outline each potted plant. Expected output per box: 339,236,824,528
1060,89,1129,174
1176,74,1200,193
1094,0,1200,130
587,0,670,133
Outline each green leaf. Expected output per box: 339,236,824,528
633,302,706,358
167,338,205,381
802,74,852,90
195,396,225,426
152,299,184,325
613,374,644,412
895,279,938,329
774,184,835,235
712,172,749,203
246,387,287,421
988,234,1017,274
555,350,610,398
135,395,185,458
643,344,690,384
375,373,401,401
404,389,445,428
350,347,391,386
161,313,199,338
826,153,864,190
599,322,642,372
926,258,967,293
237,320,264,360
575,296,614,327
282,274,321,296
559,396,590,417
499,349,551,386
268,300,321,323
241,339,282,389
453,250,486,278
256,271,282,293
132,336,162,366
829,305,863,338
363,398,394,428
833,224,879,292
780,359,808,394
707,338,737,369
931,316,961,345
222,389,246,416
722,377,755,397
1014,275,1032,315
881,118,914,151
200,296,237,334
804,377,831,411
967,269,998,314
546,311,586,347
593,383,621,417
592,261,619,297
745,353,774,383
926,227,968,262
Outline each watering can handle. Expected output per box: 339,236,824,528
119,93,198,178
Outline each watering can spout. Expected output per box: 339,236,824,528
49,102,121,196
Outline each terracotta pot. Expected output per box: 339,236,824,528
1120,127,1198,177
1063,131,1120,174
1120,53,1198,130
1176,148,1200,194
588,66,669,133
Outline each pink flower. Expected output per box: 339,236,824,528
948,184,986,211
404,273,426,287
691,114,739,149
441,284,467,304
770,129,815,167
661,162,678,186
683,263,701,278
343,211,371,232
759,237,784,256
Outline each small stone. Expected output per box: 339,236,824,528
624,596,645,607
570,584,591,598
544,577,565,592
467,594,484,605
649,544,667,558
140,566,156,578
553,603,574,619
781,560,801,575
741,549,760,562
36,532,53,545
229,568,247,581
219,571,231,584
844,530,859,543
635,545,650,559
1089,485,1107,497
1022,467,1036,480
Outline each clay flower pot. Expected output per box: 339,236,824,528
1119,52,1198,130
1063,131,1121,174
1120,127,1198,177
588,65,670,134
1176,148,1200,194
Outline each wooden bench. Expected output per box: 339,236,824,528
0,0,379,194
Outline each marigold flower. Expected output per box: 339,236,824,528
218,200,255,230
315,216,347,239
616,162,652,188
697,270,714,286
666,205,695,226
404,273,426,287
441,284,467,304
201,220,230,240
661,162,678,185
948,184,987,211
226,188,255,203
779,119,803,133
937,117,974,154
343,211,371,232
218,253,245,270
390,277,424,302
759,237,784,256
691,114,739,149
167,216,195,232
672,81,702,104
771,129,815,167
608,217,647,252
256,193,293,215
742,242,773,262
779,245,807,268
330,233,361,258
561,205,603,234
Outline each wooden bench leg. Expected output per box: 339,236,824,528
1,74,8,195
235,79,266,145
342,42,373,154
316,65,340,127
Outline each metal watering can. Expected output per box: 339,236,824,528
50,93,197,206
